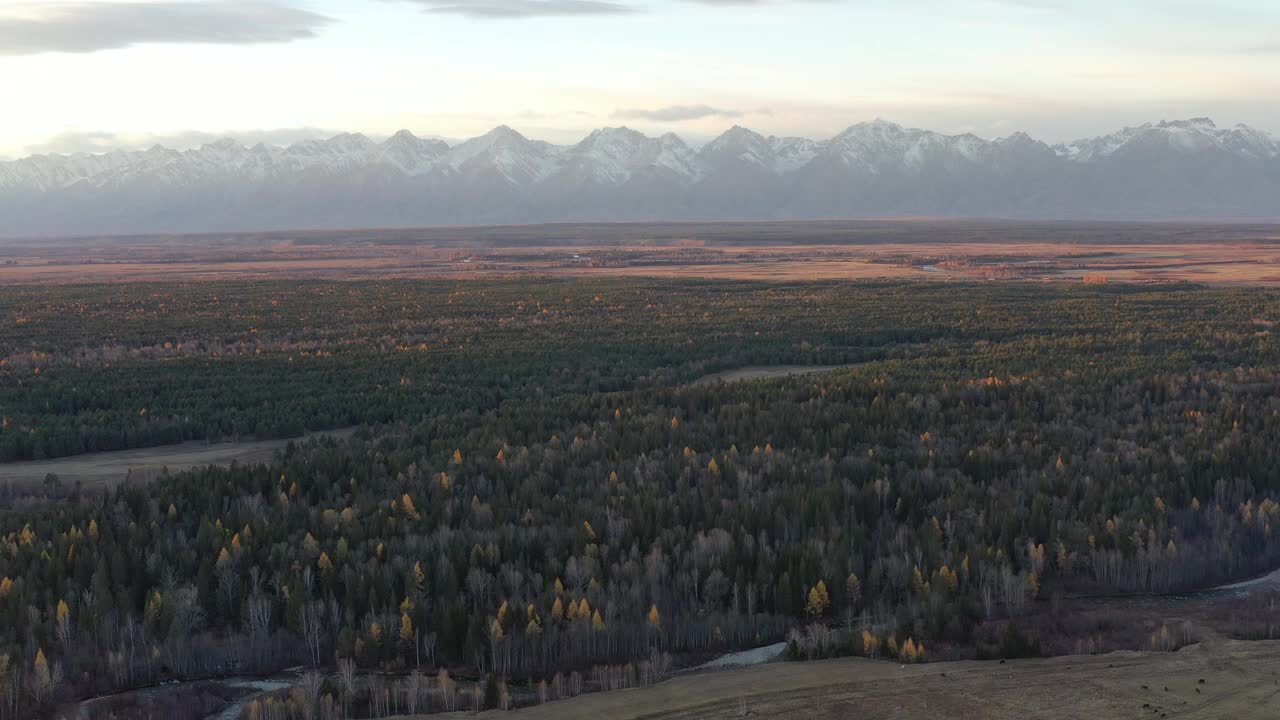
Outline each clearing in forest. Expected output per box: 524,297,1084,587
0,428,356,489
690,364,863,386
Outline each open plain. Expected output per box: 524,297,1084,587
3,220,1280,285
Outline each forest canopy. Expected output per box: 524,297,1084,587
1,278,1279,718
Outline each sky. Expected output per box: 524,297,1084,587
2,0,1279,158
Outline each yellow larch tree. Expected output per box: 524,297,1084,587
938,565,958,591
845,573,861,607
401,493,419,519
911,565,927,594
32,648,51,694
805,581,830,616
862,630,878,657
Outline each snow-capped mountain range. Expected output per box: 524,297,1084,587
3,118,1278,237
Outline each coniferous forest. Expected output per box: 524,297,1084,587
2,278,1280,718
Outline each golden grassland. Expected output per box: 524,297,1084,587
3,220,1280,285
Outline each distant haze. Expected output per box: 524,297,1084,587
2,1,1280,160
2,117,1279,237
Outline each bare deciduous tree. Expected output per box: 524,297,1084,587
301,601,324,667
299,670,324,720
335,658,357,719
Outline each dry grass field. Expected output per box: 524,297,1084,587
3,220,1280,285
423,639,1280,720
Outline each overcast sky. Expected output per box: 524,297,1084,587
2,0,1279,157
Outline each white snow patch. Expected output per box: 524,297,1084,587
694,642,787,671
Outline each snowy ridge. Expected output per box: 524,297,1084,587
3,117,1276,192
2,117,1279,235
1054,118,1280,162
558,127,702,184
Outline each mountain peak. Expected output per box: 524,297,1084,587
484,125,525,140
835,119,908,140
327,132,372,144
585,126,644,141
1159,117,1216,131
710,125,766,144
204,138,242,151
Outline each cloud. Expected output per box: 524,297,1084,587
0,1,332,56
612,105,745,122
683,0,820,4
400,0,632,18
397,0,825,18
24,127,342,155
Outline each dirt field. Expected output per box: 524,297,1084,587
0,428,356,489
3,220,1280,286
429,639,1280,720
